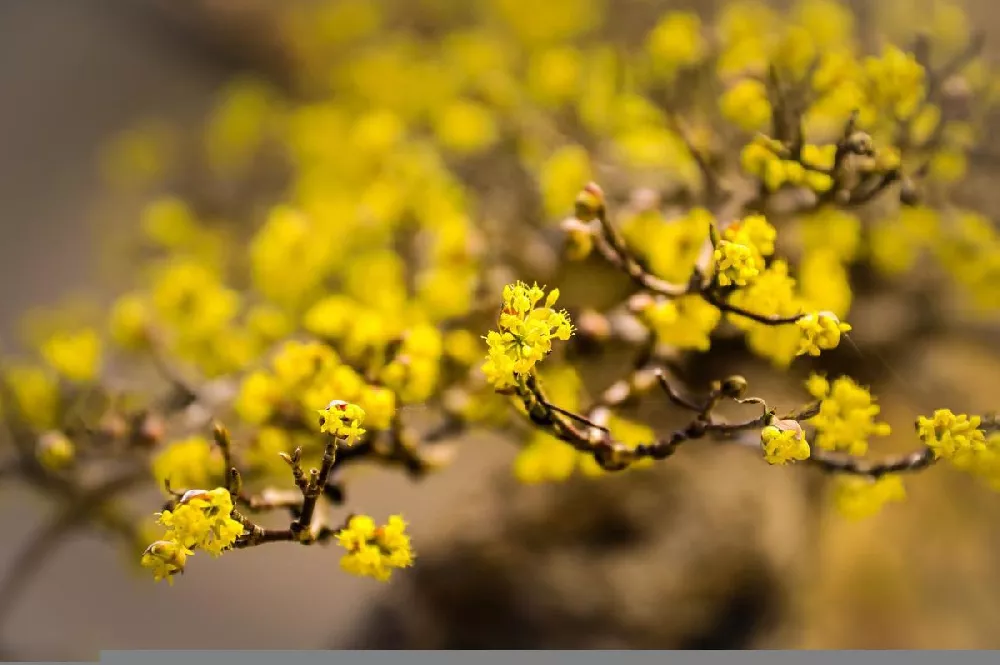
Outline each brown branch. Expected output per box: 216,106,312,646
807,446,936,478
585,188,807,327
655,370,707,412
591,206,690,298
701,288,805,325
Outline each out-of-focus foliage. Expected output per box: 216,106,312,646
1,0,998,606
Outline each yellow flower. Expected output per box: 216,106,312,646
646,12,705,79
245,427,293,475
526,46,583,108
156,487,244,556
151,259,239,338
799,251,852,320
800,143,837,170
433,99,499,154
634,207,710,284
273,340,340,389
349,108,406,155
793,0,854,51
713,240,760,287
39,328,102,383
796,311,851,357
337,514,414,581
807,374,891,456
760,421,810,465
205,77,274,173
797,207,861,262
442,329,483,366
481,282,573,390
245,304,293,343
358,385,396,431
916,409,987,462
249,206,332,309
726,260,803,367
772,25,817,80
928,148,967,183
152,436,224,493
141,539,194,585
303,295,360,340
539,145,592,220
723,214,776,258
909,105,941,145
833,475,907,520
317,400,367,443
862,45,926,121
141,197,201,250
646,294,721,352
490,0,603,46
108,294,151,350
234,370,281,425
719,79,771,132
4,364,59,429
930,0,969,55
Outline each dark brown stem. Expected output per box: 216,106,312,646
655,370,705,412
593,209,689,297
291,437,338,539
808,446,936,478
701,288,805,325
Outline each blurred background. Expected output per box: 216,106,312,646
0,0,999,659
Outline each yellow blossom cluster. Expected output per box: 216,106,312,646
917,409,987,463
336,514,414,582
806,374,891,457
151,436,225,493
317,400,367,443
142,488,245,583
235,340,390,434
741,138,838,193
760,420,811,466
832,475,907,521
482,282,573,391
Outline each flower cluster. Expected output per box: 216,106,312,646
235,340,393,438
741,138,837,193
336,514,414,582
807,374,892,456
482,282,573,390
796,312,853,358
317,400,367,443
832,475,907,521
760,419,811,466
713,215,778,288
142,488,245,583
151,435,225,493
917,409,987,463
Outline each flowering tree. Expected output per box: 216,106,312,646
0,0,997,622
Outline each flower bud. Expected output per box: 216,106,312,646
36,431,75,470
574,182,605,222
720,375,748,399
560,218,594,260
